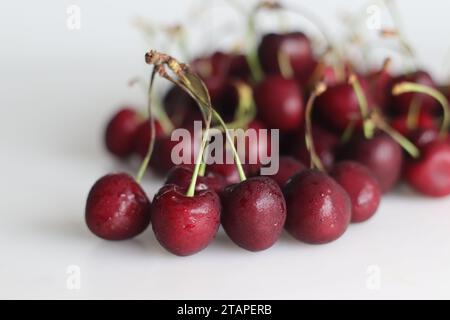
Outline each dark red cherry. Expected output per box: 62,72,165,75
165,165,226,194
389,70,438,114
258,32,315,84
241,119,272,175
151,184,221,256
260,156,305,188
221,177,286,251
284,170,351,244
404,141,450,197
390,111,437,136
133,120,165,159
314,79,372,133
338,132,403,192
163,85,201,127
150,127,199,175
407,127,440,149
366,66,393,111
205,163,243,186
229,54,251,81
254,75,304,131
85,173,151,240
330,161,381,223
292,125,339,171
105,108,141,158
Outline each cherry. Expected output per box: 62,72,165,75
253,75,304,131
330,161,381,223
260,156,305,188
85,173,151,240
389,71,438,114
163,85,201,127
221,177,286,251
165,165,226,194
338,132,403,193
133,120,165,159
151,184,221,256
258,32,315,84
292,124,339,171
404,141,450,197
314,78,372,133
366,60,393,111
284,169,351,244
407,127,440,149
390,111,437,136
105,108,141,158
241,119,272,175
206,163,244,186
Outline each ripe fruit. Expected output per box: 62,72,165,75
105,108,141,158
85,173,151,240
133,120,165,159
390,111,436,136
221,177,286,251
151,184,221,256
293,124,339,171
165,165,226,193
339,132,403,192
241,119,272,175
389,71,438,114
260,156,305,188
331,161,381,223
254,75,304,131
404,141,450,197
314,79,372,133
206,163,246,186
258,32,315,84
284,170,351,244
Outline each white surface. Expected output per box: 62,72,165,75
1,0,450,299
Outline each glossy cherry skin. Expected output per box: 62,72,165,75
284,170,351,244
151,184,221,256
205,163,244,186
254,75,304,131
331,161,381,223
85,173,151,240
105,108,141,158
389,71,438,114
404,141,450,197
292,125,339,171
366,67,393,111
221,177,286,251
133,120,165,159
258,32,315,85
338,132,403,193
407,127,440,149
259,156,305,188
165,165,226,194
314,80,372,133
241,120,272,175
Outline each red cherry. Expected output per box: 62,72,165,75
85,173,151,240
254,75,304,131
241,119,272,175
163,85,202,127
206,163,244,186
389,71,438,114
404,141,450,197
105,108,141,158
339,132,403,192
292,124,339,171
330,161,381,223
151,184,221,256
221,177,286,251
407,127,440,149
133,120,165,159
314,79,372,133
366,66,393,111
284,170,351,244
390,111,437,136
258,32,315,84
165,165,226,194
260,156,305,188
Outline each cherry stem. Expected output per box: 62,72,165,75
392,82,450,138
245,11,264,82
305,82,327,171
278,50,294,79
406,96,421,130
349,74,375,139
135,69,157,183
198,162,206,177
186,112,212,197
228,81,257,129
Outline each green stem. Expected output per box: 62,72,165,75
392,82,450,138
305,83,327,171
349,74,375,139
245,12,264,83
198,162,206,177
186,113,212,197
377,120,420,158
135,69,157,183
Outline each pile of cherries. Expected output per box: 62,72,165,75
85,4,450,256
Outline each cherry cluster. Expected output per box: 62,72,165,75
85,1,450,256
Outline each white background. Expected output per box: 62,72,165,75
1,0,450,299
